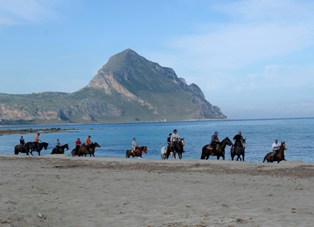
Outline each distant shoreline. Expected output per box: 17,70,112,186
0,128,77,136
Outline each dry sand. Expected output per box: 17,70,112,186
0,155,313,227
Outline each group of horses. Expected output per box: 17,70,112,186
13,137,287,163
14,142,101,157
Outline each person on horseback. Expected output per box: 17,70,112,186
131,137,138,154
33,132,40,150
210,131,220,152
19,136,25,147
75,138,81,153
271,139,280,158
86,135,92,149
233,131,244,149
170,129,180,152
167,133,172,146
56,138,61,152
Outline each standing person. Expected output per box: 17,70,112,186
272,139,280,158
75,138,82,153
170,129,180,151
19,136,25,147
233,131,244,149
132,137,138,154
210,131,220,152
34,132,40,150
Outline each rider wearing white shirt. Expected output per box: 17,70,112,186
272,139,280,158
170,129,180,151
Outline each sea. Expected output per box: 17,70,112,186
0,118,313,163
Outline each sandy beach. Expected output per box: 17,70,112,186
0,155,313,227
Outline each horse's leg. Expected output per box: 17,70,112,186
38,151,41,156
242,153,245,161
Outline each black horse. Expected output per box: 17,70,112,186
14,144,29,155
201,137,233,160
24,142,49,156
166,139,185,160
51,144,69,154
230,138,246,161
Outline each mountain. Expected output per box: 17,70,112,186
0,49,226,125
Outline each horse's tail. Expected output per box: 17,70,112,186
125,150,129,158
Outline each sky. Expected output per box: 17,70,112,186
1,0,314,119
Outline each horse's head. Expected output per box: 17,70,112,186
43,142,48,150
93,142,101,148
143,146,147,153
223,137,233,146
281,141,286,150
242,138,246,144
179,138,184,146
65,144,69,150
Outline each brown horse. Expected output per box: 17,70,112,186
14,144,29,155
263,141,286,163
77,142,100,157
126,146,147,158
201,137,233,160
166,139,184,159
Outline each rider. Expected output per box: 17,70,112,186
86,135,92,149
210,131,220,152
272,139,280,158
34,132,40,150
233,131,244,149
19,136,25,147
167,133,172,146
131,137,138,154
170,129,180,152
56,138,61,151
75,138,82,153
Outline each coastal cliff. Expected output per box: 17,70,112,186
0,49,226,124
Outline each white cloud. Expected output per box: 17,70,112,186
0,0,61,25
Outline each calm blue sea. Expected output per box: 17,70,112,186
0,118,313,163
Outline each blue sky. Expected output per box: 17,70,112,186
1,0,314,119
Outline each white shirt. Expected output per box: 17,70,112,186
272,142,280,151
170,132,180,142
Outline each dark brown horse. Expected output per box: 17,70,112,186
263,141,287,163
77,143,100,157
24,142,49,156
166,139,184,160
126,146,147,158
201,137,233,160
230,138,246,161
51,144,69,154
14,144,29,155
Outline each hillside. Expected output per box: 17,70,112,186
0,49,226,125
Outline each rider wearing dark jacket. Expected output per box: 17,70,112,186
233,131,244,149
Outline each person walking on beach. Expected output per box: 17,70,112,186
272,139,280,158
75,138,82,153
132,137,138,154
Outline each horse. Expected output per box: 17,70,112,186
126,146,147,158
263,141,287,163
78,142,101,157
161,146,174,159
166,139,184,160
230,138,246,161
24,142,49,156
200,137,233,160
51,144,69,155
14,144,29,155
